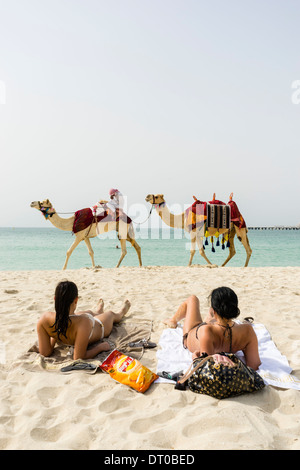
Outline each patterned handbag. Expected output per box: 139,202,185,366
177,353,265,399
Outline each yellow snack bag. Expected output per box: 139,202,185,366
100,349,158,393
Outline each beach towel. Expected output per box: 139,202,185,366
156,323,300,390
14,319,153,373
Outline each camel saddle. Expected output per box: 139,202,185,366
186,198,246,232
72,207,132,234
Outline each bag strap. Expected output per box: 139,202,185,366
178,355,213,384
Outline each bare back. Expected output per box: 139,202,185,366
187,321,261,370
38,311,93,345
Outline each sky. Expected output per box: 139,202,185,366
0,0,300,228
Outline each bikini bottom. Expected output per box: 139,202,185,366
182,321,207,349
93,317,104,339
83,313,105,340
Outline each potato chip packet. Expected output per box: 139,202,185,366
100,349,158,393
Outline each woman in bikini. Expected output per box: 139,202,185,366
37,280,131,360
164,286,261,370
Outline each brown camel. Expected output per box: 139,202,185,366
30,199,142,269
145,193,252,267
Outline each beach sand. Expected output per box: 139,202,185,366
0,266,300,451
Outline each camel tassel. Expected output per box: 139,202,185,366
222,235,225,250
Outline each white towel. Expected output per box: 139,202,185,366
156,323,300,390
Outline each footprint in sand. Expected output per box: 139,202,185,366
30,422,67,443
130,409,175,434
27,302,38,311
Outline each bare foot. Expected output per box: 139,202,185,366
120,300,131,318
95,299,104,314
163,318,178,328
100,341,111,352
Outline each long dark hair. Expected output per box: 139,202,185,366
51,281,78,339
209,286,240,320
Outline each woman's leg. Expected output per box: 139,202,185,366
94,300,131,337
163,295,203,335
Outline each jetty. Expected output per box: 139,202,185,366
248,226,300,230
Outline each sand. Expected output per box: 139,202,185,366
0,265,300,451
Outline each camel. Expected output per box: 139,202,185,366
30,199,142,269
145,193,252,267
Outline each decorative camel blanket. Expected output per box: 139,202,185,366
227,199,246,229
185,198,246,232
73,207,132,234
206,203,231,230
185,201,206,232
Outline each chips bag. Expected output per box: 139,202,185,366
100,349,158,393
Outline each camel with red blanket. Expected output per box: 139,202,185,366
145,193,252,267
30,199,142,269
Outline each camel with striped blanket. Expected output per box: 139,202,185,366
145,193,252,267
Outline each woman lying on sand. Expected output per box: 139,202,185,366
164,286,261,370
37,280,130,360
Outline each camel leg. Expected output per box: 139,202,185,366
127,235,142,267
116,238,127,268
188,234,196,266
239,230,252,267
62,236,82,270
84,238,95,268
221,229,236,267
196,235,213,266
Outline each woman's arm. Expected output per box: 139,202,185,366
243,325,261,370
81,341,111,360
37,314,56,357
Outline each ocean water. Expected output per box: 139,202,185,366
0,227,299,270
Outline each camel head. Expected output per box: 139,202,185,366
30,199,55,219
145,194,165,206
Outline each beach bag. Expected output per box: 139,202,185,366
100,349,158,393
177,353,265,399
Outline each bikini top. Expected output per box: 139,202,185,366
191,320,235,353
69,313,97,340
216,322,234,353
58,313,103,348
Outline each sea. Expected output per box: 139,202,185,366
0,227,299,270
